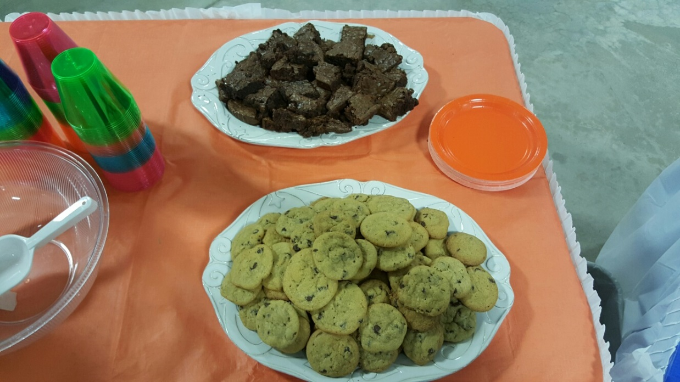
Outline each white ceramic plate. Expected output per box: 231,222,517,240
202,179,514,382
190,21,428,149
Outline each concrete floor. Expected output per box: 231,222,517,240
2,1,679,262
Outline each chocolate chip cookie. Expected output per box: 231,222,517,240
376,244,415,272
358,303,407,352
312,210,357,237
262,242,294,291
460,266,498,312
431,256,472,299
359,347,399,373
238,290,267,330
360,212,412,248
351,239,378,281
414,207,449,240
256,299,300,349
402,323,445,365
283,248,338,310
367,195,416,221
408,221,430,252
230,244,274,290
306,330,360,378
441,298,476,343
276,206,316,238
310,281,368,335
423,238,449,260
397,266,450,317
359,279,391,305
445,232,487,266
312,232,363,280
231,223,265,259
220,271,262,306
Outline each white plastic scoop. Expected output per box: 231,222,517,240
0,196,98,296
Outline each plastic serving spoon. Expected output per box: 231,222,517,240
0,196,98,295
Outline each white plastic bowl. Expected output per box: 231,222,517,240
0,141,109,354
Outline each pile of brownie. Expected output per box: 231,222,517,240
216,23,419,138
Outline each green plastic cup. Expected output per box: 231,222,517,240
52,48,141,146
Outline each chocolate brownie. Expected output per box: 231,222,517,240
286,93,327,118
271,108,306,133
243,86,286,116
344,93,380,126
293,23,322,44
384,67,408,88
287,40,324,67
256,29,298,69
313,61,342,91
340,62,357,85
378,87,419,122
227,99,260,125
341,25,368,45
270,57,309,81
319,38,336,52
353,60,396,98
301,116,352,137
261,117,276,132
279,80,320,101
363,43,402,72
325,41,363,68
326,86,354,118
216,52,267,100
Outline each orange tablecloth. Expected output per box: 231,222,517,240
0,18,603,381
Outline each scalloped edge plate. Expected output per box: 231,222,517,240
190,21,428,149
202,179,513,381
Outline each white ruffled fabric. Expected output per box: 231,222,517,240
3,4,613,380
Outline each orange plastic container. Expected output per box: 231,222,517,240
428,94,548,191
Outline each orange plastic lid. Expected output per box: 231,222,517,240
429,94,548,191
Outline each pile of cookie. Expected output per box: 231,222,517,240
220,194,499,378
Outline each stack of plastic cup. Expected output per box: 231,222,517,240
52,48,164,192
0,59,59,144
9,12,88,155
